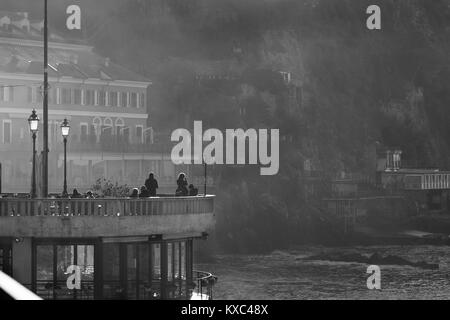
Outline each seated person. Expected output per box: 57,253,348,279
85,190,95,199
130,188,139,198
188,184,198,196
139,186,150,198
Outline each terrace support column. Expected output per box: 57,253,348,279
94,239,103,299
160,242,168,299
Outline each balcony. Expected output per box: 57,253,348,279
0,195,215,238
68,135,175,154
0,136,175,155
404,172,450,190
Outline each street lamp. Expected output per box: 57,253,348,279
60,118,70,197
28,110,39,198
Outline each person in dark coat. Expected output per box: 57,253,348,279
188,184,198,196
139,185,150,198
130,188,139,198
71,188,82,198
175,173,188,196
145,172,159,196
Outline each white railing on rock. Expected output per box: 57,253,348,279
0,195,215,217
404,173,450,190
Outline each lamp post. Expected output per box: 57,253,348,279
60,118,70,197
42,0,49,198
28,110,39,198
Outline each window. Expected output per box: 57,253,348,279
35,243,95,300
136,126,143,144
180,242,186,280
103,118,113,128
74,89,82,105
7,87,13,102
145,127,154,144
101,118,113,142
92,117,102,130
137,244,149,296
98,91,106,106
89,124,96,141
115,118,124,136
130,92,137,108
102,243,120,299
109,91,118,107
27,87,33,103
120,92,127,108
35,87,42,103
174,243,180,279
61,88,72,104
55,88,61,104
102,243,152,300
49,121,59,143
80,123,88,142
48,87,55,104
167,243,173,281
139,93,145,108
122,127,130,143
85,90,94,105
3,120,11,144
151,243,161,280
1,86,13,102
0,245,12,276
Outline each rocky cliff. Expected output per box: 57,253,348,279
38,0,450,251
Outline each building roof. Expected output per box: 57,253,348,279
0,11,150,84
0,11,27,21
0,39,149,82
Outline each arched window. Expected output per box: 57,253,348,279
92,117,102,138
115,118,124,136
103,117,113,127
101,117,113,142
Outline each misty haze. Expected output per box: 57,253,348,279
0,0,450,302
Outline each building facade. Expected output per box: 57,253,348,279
0,13,195,195
0,11,216,300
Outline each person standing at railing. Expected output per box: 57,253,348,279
176,173,188,196
71,189,82,199
189,184,198,196
145,172,159,196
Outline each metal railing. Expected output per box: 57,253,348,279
18,275,217,300
34,280,94,300
0,195,215,217
404,173,450,190
68,139,174,154
193,270,217,300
